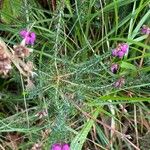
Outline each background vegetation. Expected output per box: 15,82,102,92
0,0,150,149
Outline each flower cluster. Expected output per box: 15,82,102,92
112,43,129,58
111,43,128,88
111,24,149,88
0,28,36,92
20,29,36,45
141,25,150,35
12,29,36,89
51,143,70,150
13,29,36,59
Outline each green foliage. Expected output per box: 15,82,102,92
0,0,150,149
71,109,100,150
0,0,23,23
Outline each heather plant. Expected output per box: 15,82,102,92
0,0,150,150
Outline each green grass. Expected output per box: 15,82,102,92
0,0,150,149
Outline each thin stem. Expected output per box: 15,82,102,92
24,0,29,23
139,36,149,67
20,73,29,128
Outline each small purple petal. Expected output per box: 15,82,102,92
121,43,128,53
62,144,70,150
111,64,118,73
25,37,30,45
117,51,125,58
29,39,34,45
51,144,62,150
114,81,120,88
141,25,150,35
141,28,147,34
114,77,125,88
112,49,118,56
30,32,36,39
20,30,28,38
29,32,36,45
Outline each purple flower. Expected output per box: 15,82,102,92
114,77,125,88
117,51,125,58
111,64,119,73
51,144,62,150
51,143,70,150
141,25,150,35
20,30,27,37
20,29,36,45
112,43,129,58
120,43,128,53
62,144,70,150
